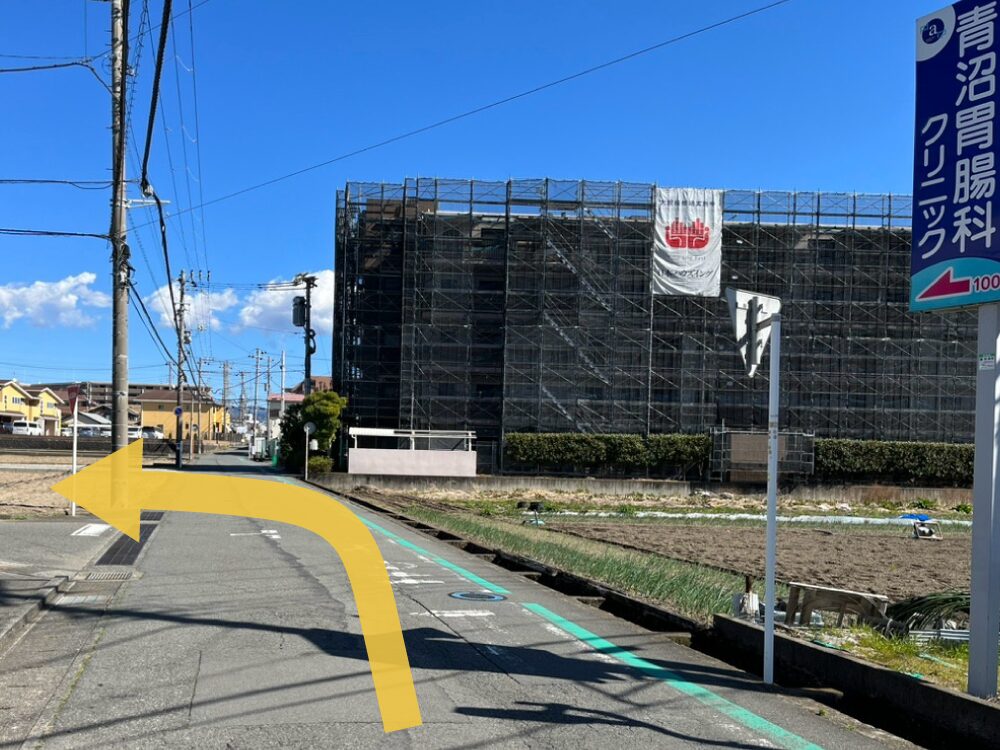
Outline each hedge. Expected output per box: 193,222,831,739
504,433,710,476
504,433,974,486
814,438,973,487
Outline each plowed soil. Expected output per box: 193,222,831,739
548,522,970,601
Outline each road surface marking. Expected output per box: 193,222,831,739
410,610,496,618
71,523,110,537
523,603,823,750
358,517,509,595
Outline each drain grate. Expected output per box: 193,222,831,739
86,570,133,581
94,524,156,566
140,511,164,522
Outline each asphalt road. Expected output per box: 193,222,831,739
0,452,912,749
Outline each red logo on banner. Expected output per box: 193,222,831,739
665,219,711,250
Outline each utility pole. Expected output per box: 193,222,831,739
110,0,131,452
292,273,318,395
196,358,204,454
265,354,272,447
175,270,187,469
280,350,286,421
250,350,262,458
238,371,246,430
222,360,230,439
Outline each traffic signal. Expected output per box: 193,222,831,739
292,296,306,327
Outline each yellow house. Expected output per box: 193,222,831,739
0,381,63,434
24,387,64,435
136,387,229,440
0,380,32,430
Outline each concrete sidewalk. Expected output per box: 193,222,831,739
0,518,116,655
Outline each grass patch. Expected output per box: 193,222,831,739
406,506,770,622
816,626,980,692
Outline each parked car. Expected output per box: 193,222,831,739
141,427,165,440
127,426,142,440
60,427,73,437
11,420,42,436
77,426,100,437
0,422,12,435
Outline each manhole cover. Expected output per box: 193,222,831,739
449,591,506,602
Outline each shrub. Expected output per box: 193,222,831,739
503,432,710,477
914,498,938,510
814,439,973,487
955,502,973,514
307,456,332,475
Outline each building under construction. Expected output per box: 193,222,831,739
333,178,976,457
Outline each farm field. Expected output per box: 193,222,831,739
349,486,972,603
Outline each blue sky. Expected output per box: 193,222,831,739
0,0,949,398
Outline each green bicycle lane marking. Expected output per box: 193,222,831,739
303,480,822,748
523,603,824,750
357,516,510,595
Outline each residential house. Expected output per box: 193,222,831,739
0,380,64,434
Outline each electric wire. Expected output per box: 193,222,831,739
139,0,172,192
134,0,794,229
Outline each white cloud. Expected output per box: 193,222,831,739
0,272,111,329
237,269,334,336
146,284,239,333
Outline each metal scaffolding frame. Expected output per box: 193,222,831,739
334,178,976,456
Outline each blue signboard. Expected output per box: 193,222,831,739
912,1,1000,311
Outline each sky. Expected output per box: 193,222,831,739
0,0,953,400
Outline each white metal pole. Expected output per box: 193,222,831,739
763,315,780,686
304,433,309,482
969,303,1000,696
71,395,78,517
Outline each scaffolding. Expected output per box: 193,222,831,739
334,178,976,457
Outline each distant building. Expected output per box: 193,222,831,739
35,381,228,440
0,380,64,434
267,392,304,439
334,178,970,454
287,376,333,395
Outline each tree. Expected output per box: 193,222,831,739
277,390,348,471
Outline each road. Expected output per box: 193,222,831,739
0,452,910,749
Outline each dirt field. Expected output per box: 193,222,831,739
0,470,74,517
547,521,970,602
345,487,972,603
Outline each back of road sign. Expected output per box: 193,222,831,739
726,288,781,378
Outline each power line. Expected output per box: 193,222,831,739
0,58,95,74
0,178,116,189
0,359,166,372
0,227,108,239
139,0,172,192
129,279,179,366
133,0,794,229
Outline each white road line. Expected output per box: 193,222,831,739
71,523,110,537
410,610,496,618
392,578,445,585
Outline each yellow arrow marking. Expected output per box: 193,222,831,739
51,440,422,733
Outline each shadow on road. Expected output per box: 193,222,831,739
0,590,770,748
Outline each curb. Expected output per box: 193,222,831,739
309,478,1000,750
0,576,70,656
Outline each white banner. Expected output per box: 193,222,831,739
652,187,722,296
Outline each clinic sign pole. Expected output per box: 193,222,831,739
913,2,1000,697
